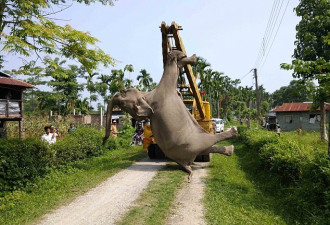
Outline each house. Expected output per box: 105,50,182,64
0,71,35,138
272,102,330,131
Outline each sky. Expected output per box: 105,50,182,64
3,0,301,98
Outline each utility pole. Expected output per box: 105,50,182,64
254,68,261,125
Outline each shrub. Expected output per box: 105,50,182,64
0,126,135,193
239,128,330,219
0,139,53,192
52,127,104,165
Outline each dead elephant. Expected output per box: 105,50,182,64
103,50,237,182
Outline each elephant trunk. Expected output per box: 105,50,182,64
103,96,118,145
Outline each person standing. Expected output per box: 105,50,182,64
49,125,59,144
68,123,76,133
277,125,281,137
110,120,118,138
41,126,58,144
41,126,52,144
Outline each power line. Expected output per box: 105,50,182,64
254,0,281,68
260,0,291,71
239,69,253,80
254,0,287,68
255,0,284,68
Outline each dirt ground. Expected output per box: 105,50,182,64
36,158,166,225
36,158,209,225
166,162,208,225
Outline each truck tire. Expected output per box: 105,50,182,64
155,145,166,159
147,144,156,159
195,154,211,162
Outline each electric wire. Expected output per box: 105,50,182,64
259,0,291,72
254,0,281,68
240,69,253,80
255,0,284,68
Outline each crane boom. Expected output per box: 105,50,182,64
160,22,206,120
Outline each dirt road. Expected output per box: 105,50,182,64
36,158,166,225
166,162,208,225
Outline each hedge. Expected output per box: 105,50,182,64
0,126,134,194
238,127,330,222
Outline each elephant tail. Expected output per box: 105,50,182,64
103,96,118,145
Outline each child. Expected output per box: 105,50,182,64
277,125,281,137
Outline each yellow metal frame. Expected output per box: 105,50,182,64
142,22,213,152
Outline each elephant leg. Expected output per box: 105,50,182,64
204,145,234,156
214,127,238,142
178,162,193,183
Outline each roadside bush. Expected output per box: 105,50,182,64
0,139,53,193
104,122,134,151
52,127,104,165
260,140,306,182
0,126,135,193
239,128,330,219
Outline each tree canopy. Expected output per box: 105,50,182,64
0,0,115,72
281,0,329,140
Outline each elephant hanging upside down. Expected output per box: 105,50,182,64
103,50,237,182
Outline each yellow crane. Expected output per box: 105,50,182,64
143,22,214,161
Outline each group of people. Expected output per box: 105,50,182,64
41,120,146,145
41,123,76,144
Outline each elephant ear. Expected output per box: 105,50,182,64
134,97,154,117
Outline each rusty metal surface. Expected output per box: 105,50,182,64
273,102,330,112
0,77,35,88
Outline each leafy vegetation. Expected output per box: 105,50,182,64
235,128,329,224
205,141,288,225
281,0,330,140
0,126,134,193
271,80,316,108
0,146,145,225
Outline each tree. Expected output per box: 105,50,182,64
281,0,329,141
271,80,316,108
0,0,114,73
44,57,83,115
137,69,153,91
192,57,211,90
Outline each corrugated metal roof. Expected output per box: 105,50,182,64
272,102,330,112
0,71,11,78
0,77,35,88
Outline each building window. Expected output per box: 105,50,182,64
309,114,320,124
285,116,292,123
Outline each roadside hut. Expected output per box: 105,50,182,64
272,102,330,131
0,72,35,138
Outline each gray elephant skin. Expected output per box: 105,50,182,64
103,50,237,182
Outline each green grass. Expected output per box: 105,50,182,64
205,140,288,225
116,162,186,225
0,146,146,225
205,136,328,225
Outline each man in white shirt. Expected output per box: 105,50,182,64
41,126,57,144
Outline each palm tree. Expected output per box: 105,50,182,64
192,56,211,88
124,64,134,88
137,69,153,91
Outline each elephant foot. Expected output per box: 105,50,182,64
179,163,193,183
224,145,234,156
230,126,238,138
206,145,234,156
215,127,238,142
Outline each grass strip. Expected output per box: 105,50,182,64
116,162,186,225
0,146,145,225
205,140,288,225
